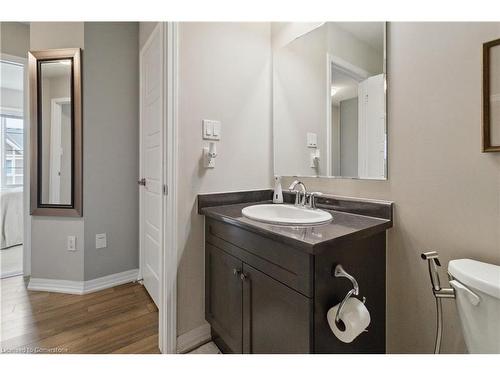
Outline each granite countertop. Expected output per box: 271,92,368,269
200,200,393,253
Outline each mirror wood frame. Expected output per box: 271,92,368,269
482,38,500,152
28,48,82,216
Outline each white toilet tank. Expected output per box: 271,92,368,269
448,259,500,354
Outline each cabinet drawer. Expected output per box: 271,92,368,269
206,218,313,297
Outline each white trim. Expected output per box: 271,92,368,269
83,269,140,294
326,53,332,176
161,21,179,355
27,268,139,295
176,323,211,354
0,53,31,277
28,277,84,294
1,270,24,279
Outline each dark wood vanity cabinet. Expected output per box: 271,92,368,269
200,190,392,354
205,214,387,354
206,242,312,354
205,219,313,353
205,244,243,353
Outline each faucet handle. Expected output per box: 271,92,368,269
308,192,323,209
288,179,301,190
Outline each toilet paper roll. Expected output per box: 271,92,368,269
327,297,371,343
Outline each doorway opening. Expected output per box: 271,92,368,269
0,56,27,279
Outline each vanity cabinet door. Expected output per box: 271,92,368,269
206,244,243,353
242,264,313,354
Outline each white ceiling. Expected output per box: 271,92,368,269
334,22,384,51
0,61,23,91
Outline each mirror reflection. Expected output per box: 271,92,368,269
489,43,500,146
273,22,387,179
39,59,72,205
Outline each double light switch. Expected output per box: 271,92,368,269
203,120,221,140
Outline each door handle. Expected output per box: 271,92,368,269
138,178,146,186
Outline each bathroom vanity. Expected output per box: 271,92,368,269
198,189,393,354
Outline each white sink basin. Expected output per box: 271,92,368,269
241,204,333,226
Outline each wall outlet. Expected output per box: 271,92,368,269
96,233,107,249
67,236,76,251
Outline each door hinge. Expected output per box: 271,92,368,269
163,184,168,195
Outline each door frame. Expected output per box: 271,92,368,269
326,54,369,177
0,53,31,276
138,22,179,354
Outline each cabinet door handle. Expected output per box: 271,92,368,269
240,272,248,281
232,268,241,276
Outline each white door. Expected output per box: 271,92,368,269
140,24,164,307
357,74,386,179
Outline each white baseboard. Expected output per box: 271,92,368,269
176,322,211,353
0,270,24,279
28,269,139,295
83,269,139,294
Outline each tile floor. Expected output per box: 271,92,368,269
187,341,221,354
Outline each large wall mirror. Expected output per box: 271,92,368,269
29,48,82,216
273,22,387,179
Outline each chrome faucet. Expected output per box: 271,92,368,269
307,192,323,209
288,180,307,206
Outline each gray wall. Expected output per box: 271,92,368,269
29,22,139,282
1,22,30,57
83,22,139,280
177,22,273,336
281,22,500,353
30,22,85,281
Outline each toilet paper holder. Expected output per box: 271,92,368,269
333,264,366,323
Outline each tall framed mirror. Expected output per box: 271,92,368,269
273,22,387,179
29,48,82,216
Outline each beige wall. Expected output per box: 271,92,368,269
176,22,273,335
281,22,500,353
274,25,328,176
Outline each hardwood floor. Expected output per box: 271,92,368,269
0,276,160,354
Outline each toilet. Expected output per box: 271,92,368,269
448,259,500,354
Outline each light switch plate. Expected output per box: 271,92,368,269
307,132,317,148
67,236,76,251
96,233,107,249
203,119,221,140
